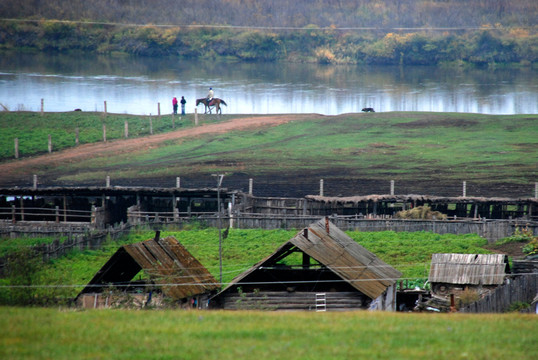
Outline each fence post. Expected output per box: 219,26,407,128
176,177,181,188
14,138,19,159
33,174,37,190
48,134,52,153
249,178,253,195
41,98,44,116
172,113,175,129
158,102,161,118
63,195,67,223
229,202,234,229
124,121,128,138
104,101,107,118
462,181,467,197
55,206,60,223
390,180,395,196
149,115,153,135
19,197,24,221
12,205,16,223
75,127,79,146
320,179,324,197
194,108,198,125
106,176,111,188
91,205,96,224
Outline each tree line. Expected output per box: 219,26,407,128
0,19,536,66
1,0,536,29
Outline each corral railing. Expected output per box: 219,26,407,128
459,274,538,313
0,205,104,227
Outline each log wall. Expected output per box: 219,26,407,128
220,291,368,311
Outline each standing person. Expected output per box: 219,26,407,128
180,96,186,115
172,97,178,114
207,87,214,105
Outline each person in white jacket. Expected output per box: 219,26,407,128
207,87,214,104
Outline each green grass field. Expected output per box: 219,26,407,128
58,112,538,183
1,112,536,190
0,111,239,160
0,307,535,360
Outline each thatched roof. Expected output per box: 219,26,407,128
218,218,401,300
0,186,233,198
305,194,538,204
76,234,218,300
428,253,510,286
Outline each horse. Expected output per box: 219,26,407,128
196,98,227,114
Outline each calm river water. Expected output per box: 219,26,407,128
0,51,537,115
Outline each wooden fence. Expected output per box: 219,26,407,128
0,222,132,275
11,101,195,159
0,206,93,223
459,274,538,313
125,212,537,243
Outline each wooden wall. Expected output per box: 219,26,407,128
459,274,538,313
219,291,368,311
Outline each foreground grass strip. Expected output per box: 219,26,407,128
0,307,535,360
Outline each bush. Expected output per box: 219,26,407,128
457,288,480,308
522,237,538,256
506,301,530,312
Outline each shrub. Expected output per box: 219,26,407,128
457,288,480,308
506,301,530,312
522,237,538,256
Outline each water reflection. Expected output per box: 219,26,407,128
0,51,536,115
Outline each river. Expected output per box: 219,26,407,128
0,51,537,115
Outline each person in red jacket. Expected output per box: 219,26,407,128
172,97,178,114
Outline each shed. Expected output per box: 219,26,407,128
75,232,218,308
428,253,510,298
210,218,402,311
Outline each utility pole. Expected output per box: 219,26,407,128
213,174,225,286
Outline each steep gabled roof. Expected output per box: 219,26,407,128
76,234,218,300
428,253,510,286
220,218,401,299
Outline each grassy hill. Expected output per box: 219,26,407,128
1,111,536,197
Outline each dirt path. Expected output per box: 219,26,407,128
0,114,322,185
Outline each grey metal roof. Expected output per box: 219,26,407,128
428,253,509,286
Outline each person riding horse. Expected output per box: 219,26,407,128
196,87,227,114
207,87,214,106
196,95,227,114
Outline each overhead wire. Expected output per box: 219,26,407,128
1,272,534,289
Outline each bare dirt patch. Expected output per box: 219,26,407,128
485,242,527,259
393,118,479,129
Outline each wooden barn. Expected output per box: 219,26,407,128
428,253,510,299
75,232,218,308
210,218,402,311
